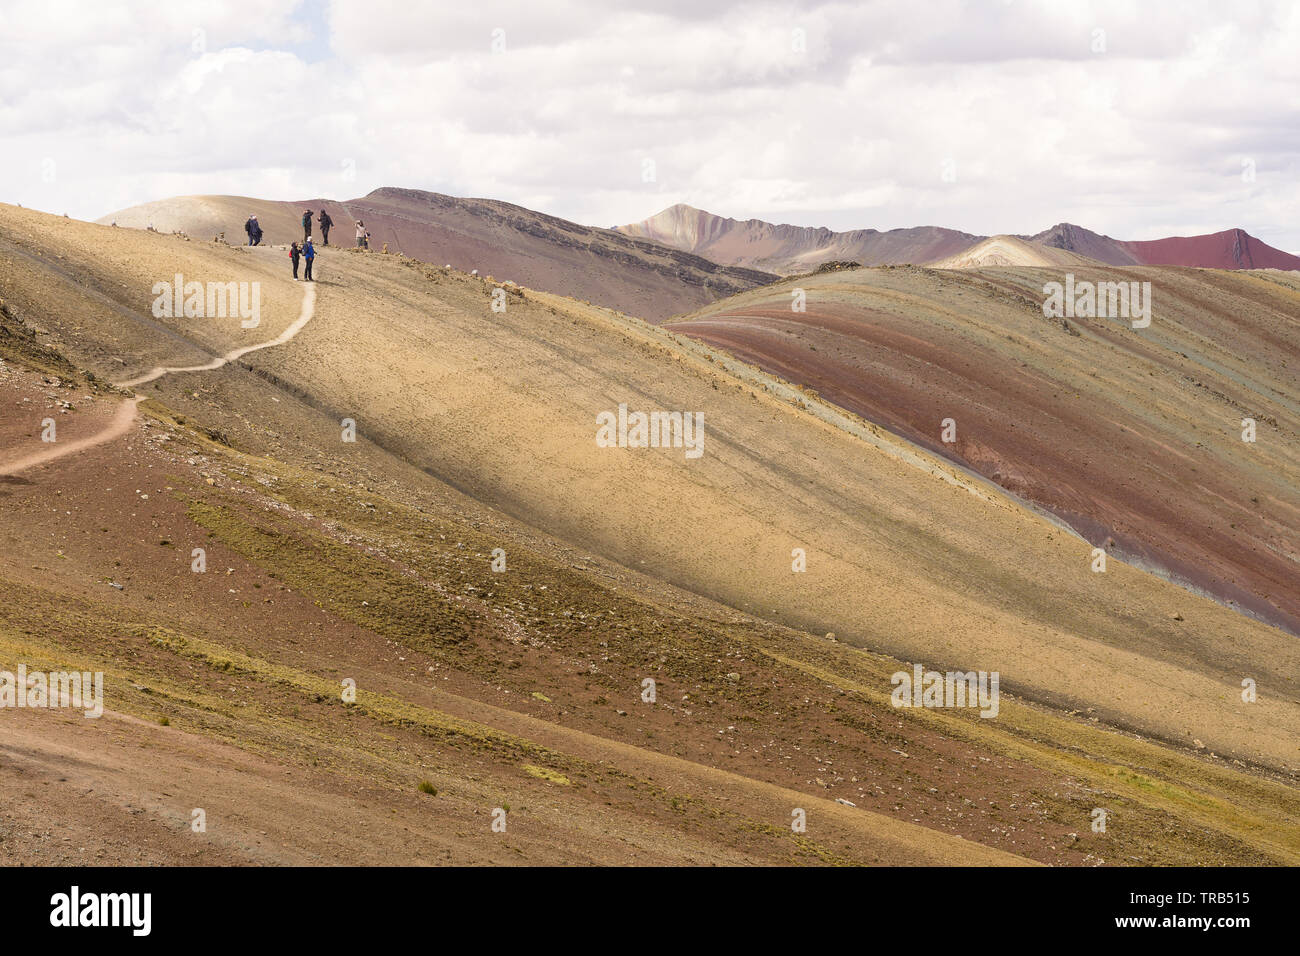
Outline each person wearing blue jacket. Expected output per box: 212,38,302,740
302,236,315,281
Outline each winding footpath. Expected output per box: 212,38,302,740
1,284,315,477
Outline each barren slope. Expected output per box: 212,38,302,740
3,203,1298,865
667,264,1300,643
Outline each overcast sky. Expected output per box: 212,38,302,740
2,0,1297,249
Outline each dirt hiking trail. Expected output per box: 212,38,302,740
1,284,316,476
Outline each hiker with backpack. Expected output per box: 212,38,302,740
302,237,316,281
289,241,301,280
319,209,333,246
302,209,313,243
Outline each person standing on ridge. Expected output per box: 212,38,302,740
246,215,263,246
302,236,316,281
302,209,313,243
355,220,367,249
289,241,301,280
319,209,333,246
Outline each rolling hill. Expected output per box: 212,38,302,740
2,201,1298,866
666,262,1300,644
927,235,1102,268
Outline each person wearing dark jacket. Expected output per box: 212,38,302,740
302,237,316,281
245,215,263,246
319,209,333,246
301,210,313,243
289,241,301,280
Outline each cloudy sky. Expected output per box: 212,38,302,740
2,0,1297,249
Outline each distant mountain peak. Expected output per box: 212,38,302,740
618,206,977,273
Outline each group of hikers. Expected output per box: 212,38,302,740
288,235,316,281
241,207,375,281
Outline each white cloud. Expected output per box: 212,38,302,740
0,0,1296,249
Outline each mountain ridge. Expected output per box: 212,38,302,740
98,189,777,322
619,203,1300,273
618,203,980,273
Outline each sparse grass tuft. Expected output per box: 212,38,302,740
523,764,570,785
